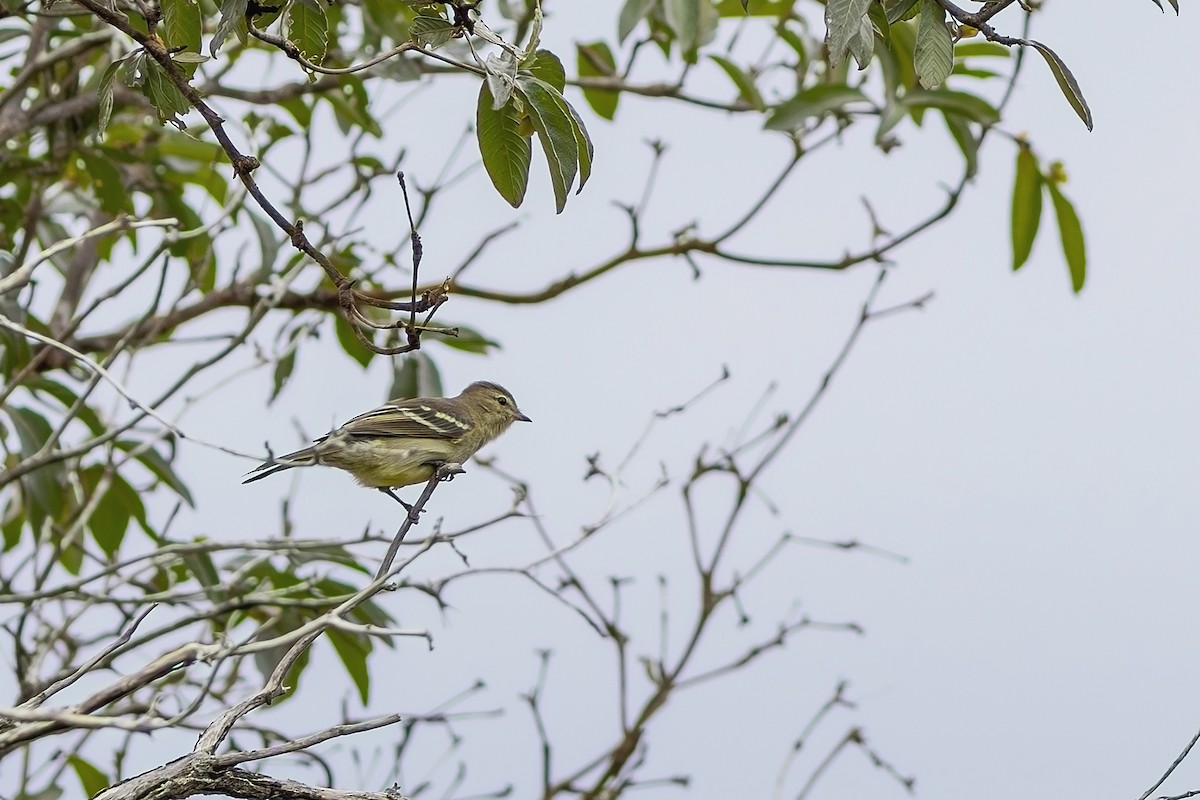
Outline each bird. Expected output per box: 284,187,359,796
243,381,530,514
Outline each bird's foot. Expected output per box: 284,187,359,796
379,487,423,524
435,462,465,482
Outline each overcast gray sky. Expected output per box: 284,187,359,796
171,2,1200,798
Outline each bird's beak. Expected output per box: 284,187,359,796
516,411,532,423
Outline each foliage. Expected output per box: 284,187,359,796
0,0,1176,798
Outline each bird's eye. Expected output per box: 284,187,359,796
496,396,508,406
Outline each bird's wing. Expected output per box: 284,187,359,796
339,397,473,440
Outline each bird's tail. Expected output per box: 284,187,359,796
242,445,320,484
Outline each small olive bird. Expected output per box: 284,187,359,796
243,381,530,510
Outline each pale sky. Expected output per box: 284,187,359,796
166,2,1200,798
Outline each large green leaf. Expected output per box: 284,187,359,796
524,49,566,93
1047,178,1087,292
96,60,121,138
942,111,978,178
84,468,143,558
285,0,329,66
389,351,442,400
664,0,702,62
578,41,620,119
211,0,248,55
408,13,455,49
886,0,920,23
914,0,952,89
900,89,999,126
1010,145,1043,271
140,56,191,120
516,76,581,213
825,0,871,70
710,54,765,110
477,81,532,208
334,314,373,367
161,0,202,75
1025,39,1093,131
324,76,382,137
765,85,870,131
617,0,656,42
68,755,110,797
116,439,195,507
27,378,105,435
7,406,63,528
328,627,372,705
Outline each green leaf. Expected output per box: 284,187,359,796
577,41,620,119
271,351,296,404
59,540,84,575
886,0,920,23
324,77,382,137
363,0,405,41
516,76,580,213
7,406,63,525
664,0,716,63
868,1,891,48
709,54,764,110
825,0,871,70
328,627,372,705
286,0,329,66
161,0,202,75
389,352,442,402
176,551,218,591
1010,144,1043,271
16,784,64,800
617,0,656,42
941,111,978,178
0,320,32,375
80,153,127,215
900,89,999,125
253,608,311,697
3,506,22,552
250,210,281,275
914,0,952,89
68,755,110,797
1025,39,1092,131
765,85,870,131
476,80,531,208
888,13,917,89
211,0,248,56
1047,178,1086,293
124,441,195,507
140,57,191,120
334,315,373,368
409,12,455,49
484,50,518,109
563,95,594,192
88,471,135,558
523,49,566,93
27,378,105,435
847,12,874,69
954,41,1011,59
96,61,120,138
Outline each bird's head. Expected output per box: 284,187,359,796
461,381,532,429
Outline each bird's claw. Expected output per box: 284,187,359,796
379,487,423,525
435,462,465,482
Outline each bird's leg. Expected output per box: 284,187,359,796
435,462,465,482
378,487,422,524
